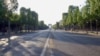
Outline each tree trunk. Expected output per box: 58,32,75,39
96,20,98,34
8,21,11,47
90,19,93,32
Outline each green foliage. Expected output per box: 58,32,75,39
38,21,48,29
10,13,20,23
65,6,80,26
62,13,68,26
87,0,100,16
20,7,39,30
0,0,19,31
0,0,39,32
62,0,100,30
0,0,7,23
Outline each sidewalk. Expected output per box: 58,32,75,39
67,30,100,36
0,31,37,51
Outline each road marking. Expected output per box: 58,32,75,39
40,34,50,56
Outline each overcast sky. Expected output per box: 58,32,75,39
17,0,86,25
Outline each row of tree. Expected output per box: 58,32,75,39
62,0,100,33
0,0,18,33
20,7,38,32
0,0,48,34
38,21,49,30
0,0,48,46
20,8,49,31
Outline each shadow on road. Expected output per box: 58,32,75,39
2,30,100,56
1,39,71,56
1,31,72,56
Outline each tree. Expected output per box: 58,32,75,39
77,11,83,30
87,0,100,32
0,0,8,33
87,0,100,17
81,5,90,29
39,21,48,30
62,13,68,30
67,5,74,26
61,0,100,33
20,7,39,31
56,22,60,29
4,0,18,46
31,11,38,30
10,13,20,33
66,5,79,30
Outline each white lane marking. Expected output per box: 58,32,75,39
10,36,19,40
40,34,50,56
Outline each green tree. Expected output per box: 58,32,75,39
87,0,100,32
61,0,100,33
31,11,38,30
66,5,78,30
20,7,39,31
81,5,90,30
20,7,28,31
39,21,48,30
0,0,8,32
3,0,18,46
67,5,74,26
62,13,68,29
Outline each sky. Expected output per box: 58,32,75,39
17,0,86,25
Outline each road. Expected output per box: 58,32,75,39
1,30,100,56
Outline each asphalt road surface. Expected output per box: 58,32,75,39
1,30,100,56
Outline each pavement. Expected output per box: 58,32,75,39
66,30,100,37
0,30,50,56
0,30,100,56
0,31,37,49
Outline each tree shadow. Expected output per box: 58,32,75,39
1,39,72,56
2,41,41,56
1,31,50,56
2,30,100,56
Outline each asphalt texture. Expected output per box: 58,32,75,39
48,30,100,56
1,30,100,56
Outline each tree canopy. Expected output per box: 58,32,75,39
62,0,100,31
